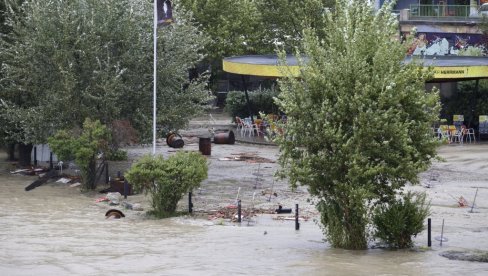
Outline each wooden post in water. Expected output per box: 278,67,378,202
428,218,432,247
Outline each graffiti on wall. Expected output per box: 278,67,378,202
405,32,484,56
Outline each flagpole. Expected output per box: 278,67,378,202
152,0,158,155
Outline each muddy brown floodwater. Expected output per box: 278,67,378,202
1,143,488,275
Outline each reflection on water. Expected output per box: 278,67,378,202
1,167,487,275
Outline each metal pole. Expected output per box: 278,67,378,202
428,218,432,247
295,204,300,230
152,0,158,155
33,146,37,166
105,163,109,184
189,191,193,213
49,152,53,170
124,180,128,199
241,75,254,123
237,199,242,223
440,219,445,246
469,188,479,213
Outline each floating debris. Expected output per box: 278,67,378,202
275,205,292,214
105,209,125,219
273,216,310,222
219,152,275,163
56,178,71,184
24,170,59,191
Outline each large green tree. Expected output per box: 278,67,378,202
276,0,440,249
0,0,211,165
177,0,334,90
178,0,264,62
256,0,333,52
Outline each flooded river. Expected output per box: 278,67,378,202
1,160,488,275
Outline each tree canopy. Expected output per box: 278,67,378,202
0,0,211,148
177,0,334,86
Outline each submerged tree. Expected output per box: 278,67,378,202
0,0,211,165
276,0,440,249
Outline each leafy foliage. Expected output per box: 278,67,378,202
106,148,128,161
177,0,334,90
0,0,211,147
178,0,265,62
256,0,333,52
48,118,111,190
373,191,431,249
317,187,371,249
276,0,440,249
225,88,280,119
125,151,208,217
440,80,488,128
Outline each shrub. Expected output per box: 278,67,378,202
225,88,280,119
372,191,431,249
125,151,208,217
106,148,128,161
318,186,371,249
48,118,111,190
225,91,248,119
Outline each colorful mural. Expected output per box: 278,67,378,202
405,32,485,56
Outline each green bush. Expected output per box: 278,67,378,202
372,191,431,249
318,186,370,249
106,148,128,161
125,151,208,218
225,88,280,119
48,118,111,190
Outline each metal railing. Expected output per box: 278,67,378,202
409,4,473,19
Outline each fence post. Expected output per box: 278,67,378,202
33,146,37,166
295,204,300,230
189,191,193,213
49,152,53,169
105,163,109,184
237,200,242,223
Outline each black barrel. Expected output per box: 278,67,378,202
166,133,184,148
199,137,211,155
213,130,235,144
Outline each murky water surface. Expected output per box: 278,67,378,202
1,166,487,275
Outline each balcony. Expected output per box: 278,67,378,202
403,4,482,23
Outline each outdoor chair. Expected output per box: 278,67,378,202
438,125,450,141
450,128,463,144
242,117,259,137
461,125,476,143
235,116,245,136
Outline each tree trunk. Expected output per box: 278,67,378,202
7,143,16,161
83,158,98,190
17,143,33,167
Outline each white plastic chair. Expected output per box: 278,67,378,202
242,117,258,137
466,128,476,142
235,117,244,136
450,129,463,144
